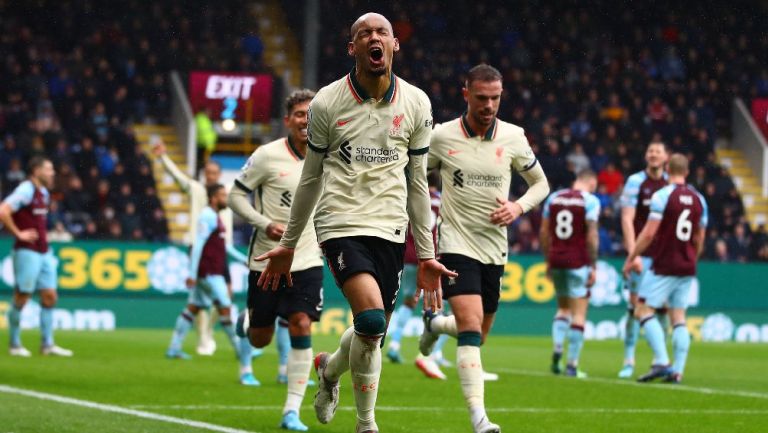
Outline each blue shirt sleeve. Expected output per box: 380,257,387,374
585,193,601,222
190,208,218,277
4,181,35,212
696,191,709,228
541,192,555,218
649,186,672,220
619,173,643,209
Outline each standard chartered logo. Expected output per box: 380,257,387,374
451,169,502,188
147,247,190,294
338,141,400,165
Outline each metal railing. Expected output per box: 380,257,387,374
732,98,768,197
170,71,196,177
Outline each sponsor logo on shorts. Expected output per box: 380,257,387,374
448,275,457,286
337,252,346,271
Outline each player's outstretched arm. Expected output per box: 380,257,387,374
153,139,192,193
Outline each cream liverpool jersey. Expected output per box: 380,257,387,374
429,115,538,265
305,68,433,244
234,138,323,272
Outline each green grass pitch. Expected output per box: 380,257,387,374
0,330,766,433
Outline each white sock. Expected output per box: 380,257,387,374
431,315,458,337
278,364,288,377
325,326,355,382
350,333,381,427
283,348,312,415
388,340,400,351
457,345,485,425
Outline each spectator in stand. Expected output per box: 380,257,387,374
195,107,217,174
566,143,591,175
598,162,624,195
3,158,26,196
728,223,751,263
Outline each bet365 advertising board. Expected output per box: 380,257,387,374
0,239,766,343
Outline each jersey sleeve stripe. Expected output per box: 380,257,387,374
234,179,253,194
408,146,430,155
520,158,539,172
307,141,328,153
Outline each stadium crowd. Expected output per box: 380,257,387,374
0,0,274,242
2,0,768,262
313,0,768,262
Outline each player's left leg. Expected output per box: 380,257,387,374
167,303,201,359
38,250,71,356
8,289,32,356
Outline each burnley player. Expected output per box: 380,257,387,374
0,157,72,357
153,140,250,357
229,89,324,431
420,64,550,433
540,170,600,378
255,13,455,433
623,154,707,384
166,184,243,364
618,141,668,378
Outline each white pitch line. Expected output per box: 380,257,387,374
0,384,258,433
128,405,768,415
494,368,768,401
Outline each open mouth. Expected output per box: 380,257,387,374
299,128,307,135
369,46,384,62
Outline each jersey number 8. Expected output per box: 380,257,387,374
555,210,574,240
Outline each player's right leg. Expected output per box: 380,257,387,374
8,248,43,356
167,302,201,359
242,269,285,385
549,268,571,374
666,277,694,383
619,265,640,377
635,270,673,382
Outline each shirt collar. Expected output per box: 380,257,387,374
285,136,304,161
346,67,398,104
460,113,497,141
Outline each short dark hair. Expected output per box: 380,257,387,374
284,89,315,115
206,183,225,200
27,156,51,175
465,64,503,87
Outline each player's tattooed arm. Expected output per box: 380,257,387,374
693,227,706,258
